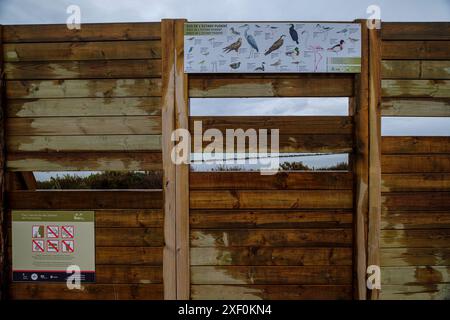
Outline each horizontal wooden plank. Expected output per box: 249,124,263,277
7,135,162,152
381,98,450,116
381,229,450,248
9,283,163,300
382,155,450,173
3,41,161,61
95,209,163,228
97,228,164,247
191,266,352,285
190,210,352,229
381,248,450,267
382,41,450,60
380,284,450,300
190,172,353,190
191,116,353,135
190,190,353,209
190,229,352,247
382,80,450,98
4,60,161,80
7,116,161,136
96,247,163,265
7,79,162,99
382,173,450,191
382,61,450,80
7,190,163,209
381,211,450,229
382,266,450,285
191,284,352,300
7,97,161,117
96,266,162,284
189,75,354,97
382,192,450,210
2,23,161,42
382,137,450,154
7,152,162,171
190,247,353,266
381,23,450,40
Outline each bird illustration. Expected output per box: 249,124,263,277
348,37,359,43
337,28,348,33
229,62,241,70
270,59,282,67
230,27,240,35
187,37,195,41
289,24,299,44
286,47,300,57
315,24,333,32
198,60,206,65
188,47,194,53
327,40,345,53
254,62,265,71
265,35,285,55
241,24,259,58
223,38,242,53
255,24,261,28
201,51,210,56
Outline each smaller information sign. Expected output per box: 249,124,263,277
12,210,95,282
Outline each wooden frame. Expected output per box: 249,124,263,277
0,24,6,300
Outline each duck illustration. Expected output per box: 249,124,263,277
289,24,299,44
229,62,241,70
254,62,265,71
223,38,242,53
286,47,300,57
230,27,240,36
327,40,345,53
265,35,285,55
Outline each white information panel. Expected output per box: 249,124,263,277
184,22,361,73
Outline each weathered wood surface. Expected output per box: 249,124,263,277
96,228,164,246
382,61,450,79
190,172,353,190
381,248,450,267
189,74,354,97
382,41,450,60
7,97,161,117
7,79,162,99
3,41,161,61
190,190,353,209
7,135,162,152
380,284,450,300
382,80,450,98
191,266,352,285
381,229,450,248
95,265,163,284
190,210,353,229
7,152,163,171
94,209,163,228
191,116,353,134
191,284,352,300
190,247,353,266
382,192,450,210
382,137,450,154
382,173,450,191
190,229,352,247
2,23,161,42
381,98,450,116
96,247,163,265
381,155,450,173
9,283,164,300
0,24,5,301
381,22,450,40
8,190,163,209
382,266,450,285
381,211,450,229
4,60,162,79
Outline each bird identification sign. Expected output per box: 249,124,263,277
184,22,361,73
12,210,95,283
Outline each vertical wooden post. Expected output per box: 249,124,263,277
161,19,177,300
353,20,369,300
174,19,190,300
0,24,6,300
368,23,382,300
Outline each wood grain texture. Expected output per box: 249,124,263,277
190,229,352,247
382,192,450,210
382,173,450,191
381,229,450,248
380,284,450,300
95,265,162,284
189,74,354,97
191,284,352,300
381,211,450,229
381,22,450,40
190,190,353,209
0,24,6,300
3,41,161,61
381,98,450,116
7,97,161,117
190,247,352,266
7,190,163,209
7,152,163,171
382,80,450,98
382,60,450,79
96,247,163,265
94,209,163,228
4,59,162,79
2,23,161,42
382,137,450,154
381,248,450,267
7,79,162,99
382,155,450,173
382,266,450,285
96,228,164,246
382,41,450,60
190,172,353,190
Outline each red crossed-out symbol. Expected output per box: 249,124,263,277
47,240,59,252
61,226,74,238
32,240,45,252
62,240,74,253
47,225,59,238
